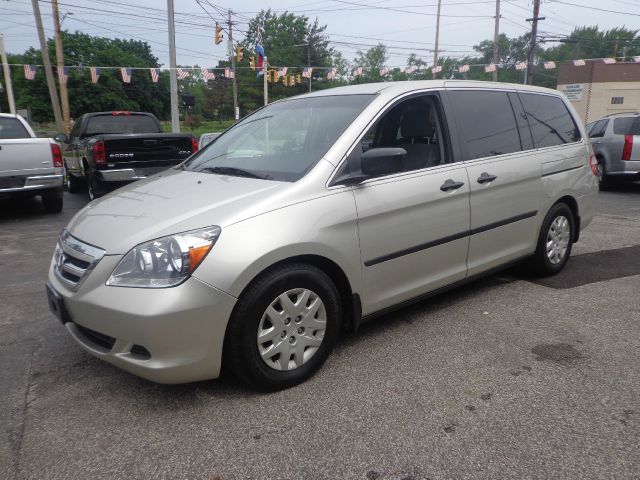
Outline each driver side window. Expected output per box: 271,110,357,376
356,95,447,174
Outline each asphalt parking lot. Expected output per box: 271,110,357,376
1,185,639,480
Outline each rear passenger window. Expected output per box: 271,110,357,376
613,117,640,135
448,90,522,160
519,93,581,147
589,119,608,138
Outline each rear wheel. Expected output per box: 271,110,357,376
224,263,341,391
527,202,574,276
597,160,612,190
41,187,63,213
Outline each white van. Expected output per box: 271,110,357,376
47,81,598,390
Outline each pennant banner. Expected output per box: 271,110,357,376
458,64,470,73
602,58,616,64
515,62,527,71
485,63,496,73
431,65,442,74
57,66,69,85
404,65,417,74
543,61,556,70
302,67,313,79
352,66,363,77
90,67,100,84
278,66,288,77
177,68,190,79
327,67,337,79
379,67,389,76
24,64,36,80
224,67,234,79
201,68,215,81
121,67,132,83
573,59,586,67
150,68,160,83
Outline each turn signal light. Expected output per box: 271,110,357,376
622,134,633,161
50,143,63,168
93,141,106,165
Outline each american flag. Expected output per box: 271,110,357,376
352,66,363,77
24,64,36,80
278,67,288,77
150,68,160,83
484,63,496,73
57,66,69,85
515,62,527,71
633,56,640,63
431,65,442,73
121,67,132,83
224,67,234,79
301,67,313,79
573,59,586,67
177,68,190,79
90,67,101,84
602,58,616,64
201,68,215,81
458,64,470,73
404,65,417,74
327,67,337,80
543,61,556,70
379,67,389,76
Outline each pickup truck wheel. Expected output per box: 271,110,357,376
85,171,103,201
42,187,63,213
66,169,84,194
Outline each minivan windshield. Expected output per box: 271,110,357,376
183,94,374,182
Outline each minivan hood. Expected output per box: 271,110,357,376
66,169,286,254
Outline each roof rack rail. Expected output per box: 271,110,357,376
603,111,639,117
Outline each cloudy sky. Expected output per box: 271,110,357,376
1,0,637,68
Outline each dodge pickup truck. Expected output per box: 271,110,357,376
0,113,64,213
56,111,197,200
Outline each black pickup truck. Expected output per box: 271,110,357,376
56,112,197,200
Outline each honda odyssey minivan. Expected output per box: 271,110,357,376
47,81,598,390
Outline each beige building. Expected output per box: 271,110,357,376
556,61,640,124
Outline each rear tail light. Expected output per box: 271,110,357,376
93,141,106,165
622,134,633,161
589,154,598,176
191,137,198,154
50,143,63,168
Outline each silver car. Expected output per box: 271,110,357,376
586,113,640,188
46,81,598,390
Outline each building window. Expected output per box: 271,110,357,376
611,97,624,105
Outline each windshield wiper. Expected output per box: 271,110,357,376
200,166,270,180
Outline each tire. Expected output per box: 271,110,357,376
41,187,63,213
597,160,612,190
527,202,574,277
85,169,103,201
224,263,342,391
66,167,84,194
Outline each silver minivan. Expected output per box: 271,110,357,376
47,81,598,390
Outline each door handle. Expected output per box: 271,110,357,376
477,172,497,184
440,179,465,192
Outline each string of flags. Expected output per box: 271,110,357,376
9,56,640,85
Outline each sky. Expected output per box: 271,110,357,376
1,0,639,69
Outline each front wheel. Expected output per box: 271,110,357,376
527,202,574,276
66,167,84,194
224,263,342,391
85,170,103,201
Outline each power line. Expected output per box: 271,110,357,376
549,0,640,17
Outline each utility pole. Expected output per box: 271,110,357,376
263,56,268,105
307,46,311,92
228,10,239,120
0,34,16,114
51,0,70,134
492,0,500,82
31,0,63,131
432,0,442,79
525,0,542,86
167,0,180,132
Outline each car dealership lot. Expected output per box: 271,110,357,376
1,187,639,480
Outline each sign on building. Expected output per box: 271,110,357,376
561,84,583,101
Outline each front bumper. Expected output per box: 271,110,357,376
0,174,63,193
47,255,237,384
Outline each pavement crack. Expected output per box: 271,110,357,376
11,340,37,480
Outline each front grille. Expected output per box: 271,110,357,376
53,230,105,290
74,323,116,351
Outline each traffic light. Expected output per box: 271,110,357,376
296,73,302,84
249,56,256,70
236,46,244,63
214,24,223,45
273,70,280,83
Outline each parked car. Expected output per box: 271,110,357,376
46,81,598,390
586,112,640,188
57,111,198,200
198,132,221,149
0,113,63,213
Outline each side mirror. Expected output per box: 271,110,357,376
53,133,68,143
360,147,406,178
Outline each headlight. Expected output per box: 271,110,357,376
106,226,221,288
